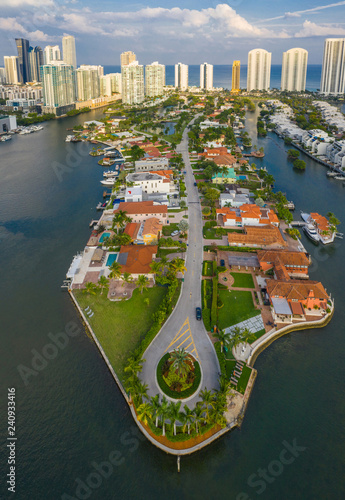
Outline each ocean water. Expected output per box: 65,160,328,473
104,65,322,92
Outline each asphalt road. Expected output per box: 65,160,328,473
140,117,220,408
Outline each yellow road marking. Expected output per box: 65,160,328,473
165,317,199,360
176,334,191,349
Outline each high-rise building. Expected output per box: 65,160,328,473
76,66,100,101
121,61,144,105
15,38,30,83
4,56,20,84
121,51,136,66
175,63,188,91
320,38,345,95
100,73,122,96
145,62,165,97
62,35,77,69
40,62,76,108
79,64,104,77
200,63,213,90
232,61,240,92
247,49,271,91
28,46,43,82
0,67,6,84
281,48,308,92
44,45,61,64
34,47,44,82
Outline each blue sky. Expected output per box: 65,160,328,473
1,0,345,65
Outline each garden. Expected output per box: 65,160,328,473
156,349,201,399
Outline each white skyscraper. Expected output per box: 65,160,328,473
0,67,6,84
4,56,20,84
79,64,104,77
62,35,77,69
200,63,213,90
145,62,165,97
281,48,308,92
320,38,345,95
121,61,144,105
44,45,61,64
76,66,100,101
41,62,76,108
175,63,188,90
247,49,271,91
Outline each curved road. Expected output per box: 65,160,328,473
140,117,220,408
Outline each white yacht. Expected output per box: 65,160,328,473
103,170,118,178
65,135,73,142
100,178,117,186
303,224,320,243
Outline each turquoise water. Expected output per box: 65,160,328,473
106,253,118,266
99,232,110,243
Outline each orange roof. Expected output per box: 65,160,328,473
124,222,140,239
115,201,167,216
119,245,157,274
150,170,173,180
310,213,330,232
266,279,328,301
212,155,237,166
289,301,304,315
142,217,162,237
227,226,287,248
257,250,310,268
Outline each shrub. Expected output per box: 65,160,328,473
212,260,217,276
211,276,218,327
156,353,201,399
202,308,211,331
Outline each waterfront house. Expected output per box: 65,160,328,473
309,213,335,244
114,201,168,225
219,190,251,208
117,245,157,278
257,249,310,279
212,167,237,184
227,225,287,249
124,217,162,245
217,204,279,228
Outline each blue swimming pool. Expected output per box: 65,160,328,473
238,175,247,180
106,253,118,266
99,232,110,243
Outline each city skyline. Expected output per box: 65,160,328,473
1,1,345,65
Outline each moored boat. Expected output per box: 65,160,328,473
303,224,320,243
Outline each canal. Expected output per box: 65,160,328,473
0,106,344,499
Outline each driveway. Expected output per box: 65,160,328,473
140,117,220,408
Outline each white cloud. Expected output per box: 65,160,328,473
0,16,54,41
295,20,345,37
0,17,27,34
0,0,54,6
257,1,345,23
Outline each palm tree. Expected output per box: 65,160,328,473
112,210,130,233
150,395,161,428
83,282,97,295
171,257,187,276
97,275,109,295
183,405,195,435
193,405,204,434
158,396,169,436
109,261,122,280
214,328,231,353
169,348,190,377
199,388,213,423
137,402,153,425
96,223,106,235
122,272,133,286
133,381,149,406
150,261,162,280
136,275,149,294
209,400,227,427
168,401,182,436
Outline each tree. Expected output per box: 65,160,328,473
214,329,231,353
183,405,194,435
96,224,106,235
150,261,162,279
287,149,300,160
202,206,211,216
171,257,187,276
133,380,149,406
112,210,130,233
97,275,109,295
193,405,204,434
144,297,150,307
293,159,306,170
137,402,153,425
327,212,340,232
180,200,187,214
199,388,213,423
83,282,97,295
204,187,220,205
158,396,169,436
170,348,190,377
109,261,122,280
150,395,161,427
168,401,182,436
136,275,149,294
178,219,189,235
255,197,265,207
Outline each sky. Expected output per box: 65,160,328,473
1,0,345,65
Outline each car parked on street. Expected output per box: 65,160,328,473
220,259,225,267
196,307,202,320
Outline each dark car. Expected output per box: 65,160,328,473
194,182,197,186
196,307,202,320
220,259,225,267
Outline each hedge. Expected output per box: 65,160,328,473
204,245,260,253
156,353,201,399
212,260,217,276
211,276,218,327
214,342,226,377
202,308,211,331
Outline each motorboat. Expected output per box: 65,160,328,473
65,135,73,142
103,170,118,177
303,224,320,243
100,178,117,186
300,212,311,223
327,170,337,177
334,175,345,181
0,135,12,142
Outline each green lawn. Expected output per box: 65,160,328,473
195,174,206,180
163,222,179,236
203,227,223,240
218,289,258,330
202,261,213,277
230,272,255,289
234,364,253,395
73,287,168,382
250,328,266,343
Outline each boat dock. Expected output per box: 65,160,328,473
290,221,307,227
89,219,99,228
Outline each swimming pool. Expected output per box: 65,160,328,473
99,232,110,243
106,253,118,266
238,175,247,180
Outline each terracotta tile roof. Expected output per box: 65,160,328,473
212,155,237,166
289,301,304,315
115,201,167,216
266,279,329,301
149,170,174,180
257,250,310,268
142,217,162,236
227,225,287,248
124,222,140,239
310,213,330,232
119,245,157,275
